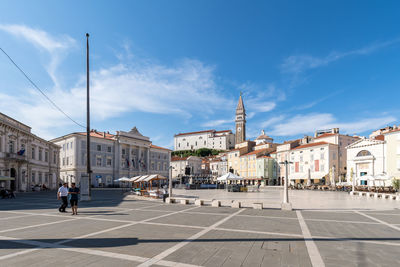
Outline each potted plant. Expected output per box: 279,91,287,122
392,178,400,194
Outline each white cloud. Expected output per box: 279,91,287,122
281,38,400,74
201,118,234,127
0,25,234,139
0,24,76,88
268,113,396,136
292,90,343,111
247,112,256,119
260,115,285,129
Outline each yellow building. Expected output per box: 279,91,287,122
239,148,273,184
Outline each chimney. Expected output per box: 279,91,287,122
103,132,106,138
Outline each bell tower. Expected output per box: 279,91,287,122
235,92,246,144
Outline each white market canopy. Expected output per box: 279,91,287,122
143,174,167,182
374,174,393,180
217,172,243,182
114,177,130,182
129,175,142,182
132,174,167,183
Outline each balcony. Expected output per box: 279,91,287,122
2,152,28,162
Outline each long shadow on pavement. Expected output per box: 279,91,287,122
1,237,400,249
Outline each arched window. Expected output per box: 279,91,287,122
357,150,371,157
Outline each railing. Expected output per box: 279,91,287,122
3,152,27,161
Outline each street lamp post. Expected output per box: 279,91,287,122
279,160,293,211
168,166,174,198
350,168,355,195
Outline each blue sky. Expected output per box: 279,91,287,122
1,0,400,148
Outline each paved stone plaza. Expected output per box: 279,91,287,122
0,190,399,267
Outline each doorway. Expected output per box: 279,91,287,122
10,168,16,191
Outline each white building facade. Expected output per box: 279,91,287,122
174,130,235,151
0,112,60,191
170,156,202,179
288,142,339,185
346,138,387,186
51,127,171,187
383,129,400,179
313,130,359,179
210,156,228,179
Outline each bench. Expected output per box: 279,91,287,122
231,201,241,208
212,200,221,207
252,203,263,210
195,199,213,206
180,199,189,205
194,199,203,206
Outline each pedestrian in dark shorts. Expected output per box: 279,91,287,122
68,182,80,215
57,183,68,212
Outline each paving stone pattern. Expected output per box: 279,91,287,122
0,190,399,267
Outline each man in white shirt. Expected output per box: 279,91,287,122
57,183,69,212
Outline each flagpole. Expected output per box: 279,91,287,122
86,33,92,200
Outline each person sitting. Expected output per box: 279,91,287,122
0,189,9,199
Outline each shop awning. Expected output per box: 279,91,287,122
0,176,15,181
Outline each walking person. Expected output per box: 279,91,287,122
57,183,68,213
68,183,80,215
162,185,168,203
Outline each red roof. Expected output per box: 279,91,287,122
256,134,273,140
150,144,171,151
315,133,336,139
215,130,232,134
383,128,400,135
374,135,385,141
257,155,272,159
292,141,331,150
175,129,231,136
77,131,115,140
175,130,214,136
171,156,188,161
241,148,269,157
282,139,300,144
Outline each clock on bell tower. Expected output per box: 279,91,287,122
235,93,246,145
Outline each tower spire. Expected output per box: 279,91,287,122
235,93,246,145
236,93,245,111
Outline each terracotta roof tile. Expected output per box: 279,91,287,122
241,148,270,157
314,133,336,139
256,134,273,140
292,141,332,150
171,156,188,161
215,130,232,134
257,155,273,159
374,135,385,141
77,131,115,140
175,129,231,136
383,128,400,135
150,144,172,151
